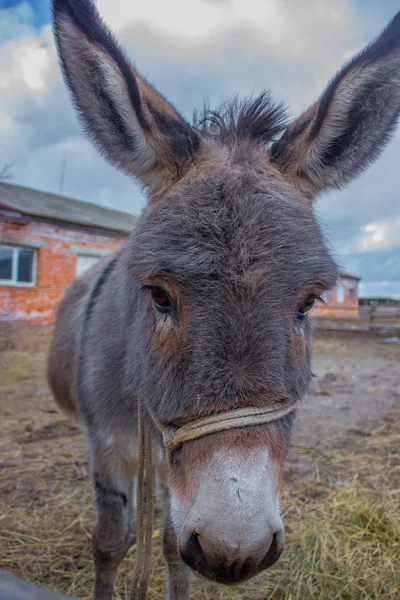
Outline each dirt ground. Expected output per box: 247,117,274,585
0,324,399,600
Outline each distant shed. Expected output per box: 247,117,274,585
313,272,361,318
0,183,135,323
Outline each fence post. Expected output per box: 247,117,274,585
369,306,376,330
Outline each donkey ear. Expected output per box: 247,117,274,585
271,12,400,201
52,0,200,188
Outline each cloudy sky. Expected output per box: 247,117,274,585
1,0,399,298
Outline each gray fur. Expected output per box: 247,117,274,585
48,2,400,599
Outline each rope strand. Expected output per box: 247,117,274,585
130,403,153,600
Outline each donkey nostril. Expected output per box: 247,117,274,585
259,532,283,570
179,526,284,582
180,532,208,572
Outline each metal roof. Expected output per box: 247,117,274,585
339,272,361,281
0,182,136,234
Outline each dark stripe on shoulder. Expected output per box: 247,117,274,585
75,253,119,416
84,254,118,324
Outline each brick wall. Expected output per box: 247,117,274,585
313,276,359,318
0,217,127,324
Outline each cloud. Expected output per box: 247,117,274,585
0,2,35,42
359,280,400,300
340,248,400,282
112,0,361,114
357,219,400,252
100,0,357,64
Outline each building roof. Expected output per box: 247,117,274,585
339,272,361,281
0,182,136,234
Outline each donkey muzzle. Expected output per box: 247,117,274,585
179,523,284,584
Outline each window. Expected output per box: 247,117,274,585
322,290,331,303
336,285,345,304
0,245,37,286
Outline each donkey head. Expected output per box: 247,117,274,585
53,0,400,585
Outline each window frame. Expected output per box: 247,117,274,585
0,244,37,287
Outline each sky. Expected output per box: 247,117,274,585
0,0,399,298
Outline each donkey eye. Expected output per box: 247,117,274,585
297,295,320,320
149,287,172,313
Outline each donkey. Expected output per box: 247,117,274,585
48,1,400,598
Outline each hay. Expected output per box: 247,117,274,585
1,416,399,600
1,325,399,599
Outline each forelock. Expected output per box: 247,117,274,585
194,92,289,146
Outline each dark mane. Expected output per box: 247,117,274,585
194,92,288,146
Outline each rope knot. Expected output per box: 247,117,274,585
161,426,181,461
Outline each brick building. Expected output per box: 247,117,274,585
0,183,135,324
313,272,360,318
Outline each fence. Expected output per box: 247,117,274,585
312,304,400,331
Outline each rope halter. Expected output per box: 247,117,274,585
130,397,299,599
155,398,300,464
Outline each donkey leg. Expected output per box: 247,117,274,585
90,450,136,600
163,494,191,600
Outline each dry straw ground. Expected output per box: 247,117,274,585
0,325,399,600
